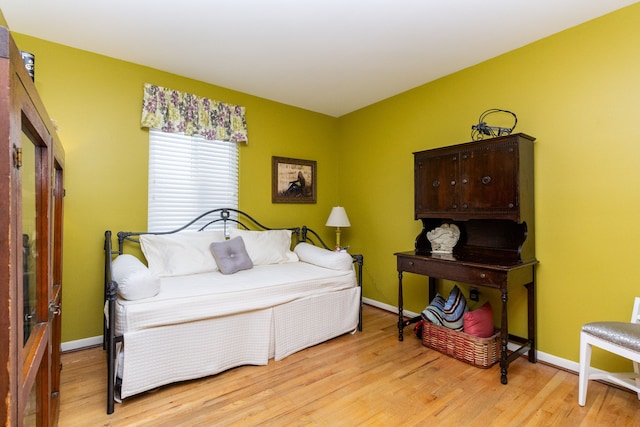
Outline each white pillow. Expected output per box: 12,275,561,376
228,229,299,265
140,230,226,277
294,242,353,271
111,254,160,300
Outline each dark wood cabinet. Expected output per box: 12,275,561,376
397,133,537,385
415,133,533,220
414,133,535,263
1,26,65,426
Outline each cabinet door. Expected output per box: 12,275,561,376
50,160,64,422
459,142,519,216
18,92,55,427
415,151,459,217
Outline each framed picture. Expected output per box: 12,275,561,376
272,156,316,203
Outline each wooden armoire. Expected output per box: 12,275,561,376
0,27,65,426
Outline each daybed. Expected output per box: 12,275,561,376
103,208,362,414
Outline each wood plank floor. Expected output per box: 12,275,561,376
58,305,640,426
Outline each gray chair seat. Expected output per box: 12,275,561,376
582,321,640,353
578,297,640,406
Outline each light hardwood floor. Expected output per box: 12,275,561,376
58,305,640,426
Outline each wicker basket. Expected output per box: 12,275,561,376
421,321,501,368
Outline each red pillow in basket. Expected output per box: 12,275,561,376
463,301,494,338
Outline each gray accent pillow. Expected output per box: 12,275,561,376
209,236,253,275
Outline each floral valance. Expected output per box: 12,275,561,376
140,83,248,143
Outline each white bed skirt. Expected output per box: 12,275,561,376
118,286,361,399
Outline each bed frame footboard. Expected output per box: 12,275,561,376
103,230,123,415
302,226,364,331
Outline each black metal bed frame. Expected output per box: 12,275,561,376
103,208,363,414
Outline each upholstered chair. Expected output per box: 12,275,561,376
578,297,640,406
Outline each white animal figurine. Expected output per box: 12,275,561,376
426,223,460,254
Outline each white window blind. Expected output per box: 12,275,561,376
148,129,238,231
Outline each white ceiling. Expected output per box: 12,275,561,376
2,0,638,117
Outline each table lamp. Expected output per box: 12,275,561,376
325,206,351,250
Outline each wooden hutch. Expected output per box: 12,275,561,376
0,27,65,425
395,133,537,384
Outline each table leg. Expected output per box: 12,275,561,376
500,289,509,384
397,271,404,341
526,279,537,363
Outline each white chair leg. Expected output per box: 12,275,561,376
578,332,592,406
634,360,640,401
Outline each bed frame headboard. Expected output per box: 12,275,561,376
112,208,302,255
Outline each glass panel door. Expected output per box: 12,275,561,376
21,132,37,347
50,160,64,420
19,119,51,426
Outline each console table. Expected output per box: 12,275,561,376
399,133,538,384
395,251,537,384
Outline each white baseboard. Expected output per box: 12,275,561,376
362,297,581,374
61,335,103,352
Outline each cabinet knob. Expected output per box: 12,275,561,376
408,261,414,266
462,178,468,184
462,203,468,209
509,203,514,208
432,180,440,188
481,176,492,185
450,180,456,186
49,302,62,317
480,273,486,279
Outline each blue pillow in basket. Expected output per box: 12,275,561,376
421,285,468,331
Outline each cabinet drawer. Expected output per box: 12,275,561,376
397,255,505,288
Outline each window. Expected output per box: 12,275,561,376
148,129,238,231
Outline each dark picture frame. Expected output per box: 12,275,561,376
272,156,317,203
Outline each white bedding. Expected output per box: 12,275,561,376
117,286,360,399
115,261,356,334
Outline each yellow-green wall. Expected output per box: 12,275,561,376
5,3,640,371
9,31,342,345
338,3,640,370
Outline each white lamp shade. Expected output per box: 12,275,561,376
325,206,351,227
